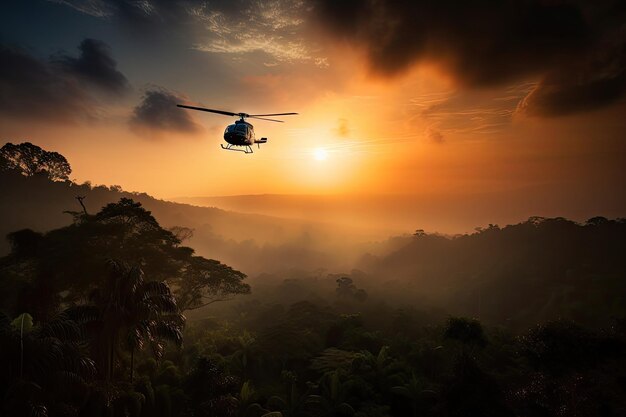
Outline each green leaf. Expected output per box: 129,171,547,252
11,313,33,333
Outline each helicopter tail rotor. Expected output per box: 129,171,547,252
255,137,268,149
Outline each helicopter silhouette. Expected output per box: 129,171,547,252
177,104,297,154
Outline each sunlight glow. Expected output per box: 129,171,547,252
313,148,328,161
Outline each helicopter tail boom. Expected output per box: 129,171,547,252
254,137,267,149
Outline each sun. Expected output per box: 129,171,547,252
313,148,328,161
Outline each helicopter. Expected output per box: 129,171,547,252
177,104,298,154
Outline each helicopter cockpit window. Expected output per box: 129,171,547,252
235,124,248,133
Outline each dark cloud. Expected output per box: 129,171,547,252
518,38,626,116
49,1,626,117
0,44,94,122
313,0,626,116
54,39,129,94
0,39,129,123
130,88,201,135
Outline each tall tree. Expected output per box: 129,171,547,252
0,142,71,181
173,256,249,312
0,311,96,417
1,198,250,313
69,260,184,382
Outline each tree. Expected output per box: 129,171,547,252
335,277,368,303
69,260,184,382
519,319,621,376
0,311,96,416
174,256,250,311
307,371,355,417
183,357,240,417
1,198,250,314
391,373,437,417
443,317,487,354
0,142,71,181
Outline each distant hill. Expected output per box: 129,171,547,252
4,171,626,328
0,172,365,275
355,217,626,329
174,186,626,236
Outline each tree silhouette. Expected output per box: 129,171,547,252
1,198,250,315
335,277,368,303
183,357,239,417
443,317,487,351
391,373,436,417
68,260,184,382
307,371,355,417
0,142,71,182
173,255,250,312
0,311,96,416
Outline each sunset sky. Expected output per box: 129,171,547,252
1,0,625,228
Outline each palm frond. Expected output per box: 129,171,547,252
152,322,183,347
38,313,81,342
65,305,101,325
140,281,172,297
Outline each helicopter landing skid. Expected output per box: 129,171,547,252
221,144,253,154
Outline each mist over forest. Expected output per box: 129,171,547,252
1,142,626,417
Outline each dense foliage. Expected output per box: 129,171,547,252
2,210,626,416
1,147,625,416
0,142,71,182
359,216,626,329
0,197,250,320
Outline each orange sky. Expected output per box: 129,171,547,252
1,0,625,230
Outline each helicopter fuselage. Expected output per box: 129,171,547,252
224,120,255,146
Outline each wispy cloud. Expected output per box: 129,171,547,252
408,83,535,140
50,0,114,18
190,0,327,66
51,0,328,67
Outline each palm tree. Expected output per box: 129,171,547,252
443,317,487,363
262,371,314,417
69,259,184,382
0,311,97,417
391,373,437,417
307,371,355,417
355,345,393,391
232,331,256,379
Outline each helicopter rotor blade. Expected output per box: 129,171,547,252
176,105,238,117
248,116,285,123
248,112,298,117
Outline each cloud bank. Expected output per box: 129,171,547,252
130,87,201,135
313,0,626,117
0,39,128,123
54,38,130,94
45,0,626,118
